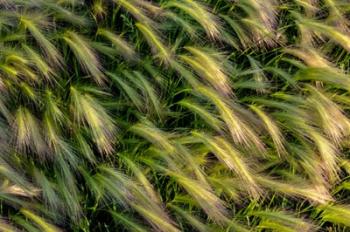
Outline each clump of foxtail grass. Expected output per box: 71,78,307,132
1,0,350,231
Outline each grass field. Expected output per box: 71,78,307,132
1,0,350,231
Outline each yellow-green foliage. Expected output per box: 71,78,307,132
0,0,350,231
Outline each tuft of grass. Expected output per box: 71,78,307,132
1,0,350,231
